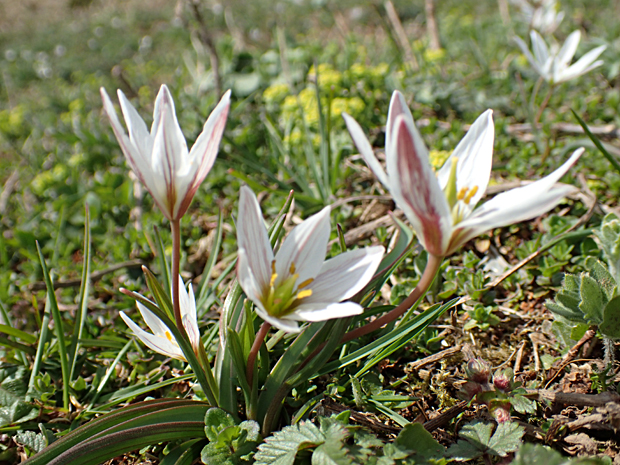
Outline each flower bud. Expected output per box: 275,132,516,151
493,367,514,392
465,357,491,384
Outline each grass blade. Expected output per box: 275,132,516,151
36,241,70,410
571,109,620,174
69,205,91,381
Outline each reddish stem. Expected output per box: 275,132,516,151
340,253,442,344
171,219,187,339
247,322,271,386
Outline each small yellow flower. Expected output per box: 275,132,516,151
429,150,451,171
424,48,446,62
263,83,290,104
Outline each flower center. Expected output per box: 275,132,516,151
263,261,314,318
443,157,479,224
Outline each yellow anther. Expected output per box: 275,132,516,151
270,260,278,286
165,331,173,342
296,289,313,299
457,187,468,201
464,185,478,204
297,278,314,289
289,262,296,274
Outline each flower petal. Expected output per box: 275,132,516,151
307,246,384,303
556,30,580,69
291,301,364,322
560,45,606,83
385,90,417,159
117,89,153,160
237,186,274,291
180,90,231,217
136,302,169,337
254,306,301,333
343,112,389,186
437,109,494,208
455,148,583,247
275,206,331,285
178,276,201,349
237,248,267,306
530,30,550,67
101,88,150,182
388,115,451,256
120,311,184,360
151,86,190,219
514,35,544,77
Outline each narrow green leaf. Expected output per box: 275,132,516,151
0,324,36,345
36,242,70,411
571,109,620,174
69,205,91,381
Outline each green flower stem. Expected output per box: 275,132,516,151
246,322,271,387
340,253,443,344
171,219,187,340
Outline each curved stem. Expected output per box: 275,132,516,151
247,322,271,387
340,253,443,344
171,219,187,339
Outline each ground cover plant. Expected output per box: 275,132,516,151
0,0,620,463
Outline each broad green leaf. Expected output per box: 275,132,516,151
513,443,609,465
578,274,605,324
205,408,236,442
393,423,445,463
15,431,47,454
601,295,620,340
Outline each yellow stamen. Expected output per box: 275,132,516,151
289,262,296,274
270,260,278,286
165,331,173,342
464,185,478,204
457,187,468,201
297,278,314,289
296,289,313,299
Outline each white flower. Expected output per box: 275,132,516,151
509,0,564,34
344,90,583,257
121,276,200,360
236,186,384,333
515,30,606,84
101,85,231,221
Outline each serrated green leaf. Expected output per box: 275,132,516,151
312,437,352,465
447,421,523,460
255,421,325,465
15,431,47,453
486,421,524,456
601,295,620,340
578,274,605,324
510,394,536,415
